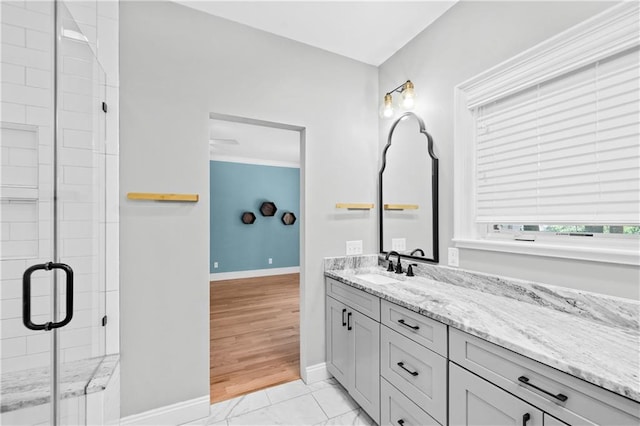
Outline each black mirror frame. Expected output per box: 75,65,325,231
379,112,439,264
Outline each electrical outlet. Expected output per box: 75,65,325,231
213,262,219,269
392,238,406,252
268,258,273,264
346,240,363,255
448,248,459,267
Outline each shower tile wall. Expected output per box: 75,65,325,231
0,0,120,372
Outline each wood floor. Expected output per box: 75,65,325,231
210,273,300,403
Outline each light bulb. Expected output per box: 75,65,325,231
379,93,394,118
400,81,416,110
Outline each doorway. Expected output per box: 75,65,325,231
208,113,305,403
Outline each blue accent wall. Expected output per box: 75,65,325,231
210,161,300,273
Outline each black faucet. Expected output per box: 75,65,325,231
406,263,418,277
385,251,403,274
410,248,425,257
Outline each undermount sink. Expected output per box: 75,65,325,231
354,273,399,285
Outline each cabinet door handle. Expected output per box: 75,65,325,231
518,376,568,402
342,308,347,327
347,312,352,330
522,413,530,426
397,420,405,426
397,319,420,330
397,361,419,376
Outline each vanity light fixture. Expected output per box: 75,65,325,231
379,80,416,118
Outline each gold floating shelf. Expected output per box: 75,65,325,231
127,193,199,202
336,203,374,210
384,204,419,211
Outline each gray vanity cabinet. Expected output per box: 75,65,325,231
326,279,380,424
450,363,544,426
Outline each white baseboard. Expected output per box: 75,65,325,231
302,362,330,384
120,395,209,426
210,266,300,281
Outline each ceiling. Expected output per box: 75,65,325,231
209,119,300,166
174,1,457,66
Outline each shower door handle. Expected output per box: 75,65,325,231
23,262,74,331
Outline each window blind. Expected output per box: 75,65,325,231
474,47,640,225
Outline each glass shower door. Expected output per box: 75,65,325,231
0,1,107,424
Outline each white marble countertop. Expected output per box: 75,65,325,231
1,354,120,413
324,256,640,403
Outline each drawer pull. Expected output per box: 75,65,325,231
342,308,347,326
347,312,352,331
397,420,405,426
397,319,420,330
522,413,530,426
397,361,419,376
518,376,568,402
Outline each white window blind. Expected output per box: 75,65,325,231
474,47,640,225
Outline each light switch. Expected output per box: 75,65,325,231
392,238,406,251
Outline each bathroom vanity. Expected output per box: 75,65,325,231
324,255,640,426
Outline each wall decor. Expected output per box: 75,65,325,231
260,201,277,217
281,212,296,225
241,211,256,224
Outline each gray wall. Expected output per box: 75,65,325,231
119,1,378,417
378,1,639,300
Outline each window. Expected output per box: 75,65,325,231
454,3,640,265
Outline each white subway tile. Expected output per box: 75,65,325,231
62,166,92,185
66,2,97,26
97,16,118,86
105,155,118,222
62,128,92,149
59,326,92,349
61,237,92,257
0,259,26,280
1,62,25,84
10,221,38,240
105,223,118,291
60,110,92,132
59,220,92,239
61,74,91,95
105,290,119,354
1,43,50,70
0,4,51,32
1,336,26,358
25,332,49,354
38,143,52,165
1,314,49,339
1,350,49,373
62,202,92,221
25,1,52,15
8,146,37,166
25,67,50,88
62,343,92,363
1,164,38,187
98,0,118,20
25,29,51,52
0,124,37,148
105,86,118,155
0,147,8,165
1,82,50,107
0,101,26,123
25,105,52,126
1,23,26,47
62,56,92,79
58,147,93,166
1,240,37,258
62,92,92,113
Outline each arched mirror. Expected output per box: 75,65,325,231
379,112,439,263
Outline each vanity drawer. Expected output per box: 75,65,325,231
381,299,447,357
326,278,380,321
381,325,447,425
449,328,640,425
381,378,440,426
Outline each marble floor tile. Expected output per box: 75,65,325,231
311,384,359,419
314,409,375,426
207,390,270,424
265,379,312,404
307,377,339,393
227,394,327,426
